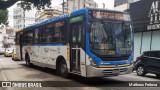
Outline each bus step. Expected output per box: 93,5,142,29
71,70,81,75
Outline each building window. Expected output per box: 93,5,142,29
114,0,128,7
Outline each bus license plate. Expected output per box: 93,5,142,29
113,69,119,75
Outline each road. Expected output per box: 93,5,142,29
0,55,160,90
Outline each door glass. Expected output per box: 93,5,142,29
70,22,83,71
71,24,83,47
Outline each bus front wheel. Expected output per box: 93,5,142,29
59,60,68,78
25,54,31,67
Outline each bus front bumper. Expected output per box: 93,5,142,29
86,65,133,77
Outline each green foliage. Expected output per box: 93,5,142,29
0,9,8,24
20,0,51,11
0,0,52,24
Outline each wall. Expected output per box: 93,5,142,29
134,30,160,61
64,0,97,13
114,3,129,11
13,7,25,30
0,34,3,48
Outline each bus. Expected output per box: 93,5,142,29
15,8,134,78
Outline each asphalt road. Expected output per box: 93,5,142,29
0,55,160,90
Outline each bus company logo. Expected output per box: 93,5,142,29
2,82,11,87
147,1,160,30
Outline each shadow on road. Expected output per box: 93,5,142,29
19,63,129,87
140,74,159,80
19,63,160,87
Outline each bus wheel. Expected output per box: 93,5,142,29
25,54,31,67
59,60,68,78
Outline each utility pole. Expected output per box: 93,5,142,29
102,3,105,9
73,0,75,11
83,0,86,8
67,0,68,14
78,0,80,9
63,0,64,14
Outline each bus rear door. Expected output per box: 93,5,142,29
19,31,23,60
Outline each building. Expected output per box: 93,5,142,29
0,24,6,48
13,3,36,30
25,8,37,27
35,10,42,23
13,3,25,30
130,0,160,60
35,9,62,23
0,24,14,48
114,0,160,61
114,0,140,11
62,0,98,14
5,26,15,48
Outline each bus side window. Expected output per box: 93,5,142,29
42,26,46,43
46,23,54,43
23,32,28,44
28,31,34,44
54,20,67,43
35,28,39,43
39,27,43,43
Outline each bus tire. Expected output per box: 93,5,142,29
59,60,69,78
25,54,31,67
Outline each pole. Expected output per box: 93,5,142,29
102,3,105,9
63,0,64,14
84,0,85,8
73,0,75,10
67,0,68,13
78,0,80,9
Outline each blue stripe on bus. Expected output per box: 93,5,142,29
24,14,68,31
23,44,65,46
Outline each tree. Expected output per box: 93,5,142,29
0,9,8,24
0,0,51,10
0,0,51,24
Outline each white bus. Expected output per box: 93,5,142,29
15,8,134,78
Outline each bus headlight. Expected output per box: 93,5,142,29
89,58,97,67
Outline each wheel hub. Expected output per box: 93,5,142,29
61,64,67,73
137,67,144,75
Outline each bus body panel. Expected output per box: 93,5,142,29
23,45,68,68
16,45,21,60
86,64,133,77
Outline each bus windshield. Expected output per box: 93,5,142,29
90,20,133,56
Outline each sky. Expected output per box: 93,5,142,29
7,0,115,27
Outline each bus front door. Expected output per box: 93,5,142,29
20,32,23,60
70,23,82,73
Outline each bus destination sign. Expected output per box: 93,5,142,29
89,10,124,20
